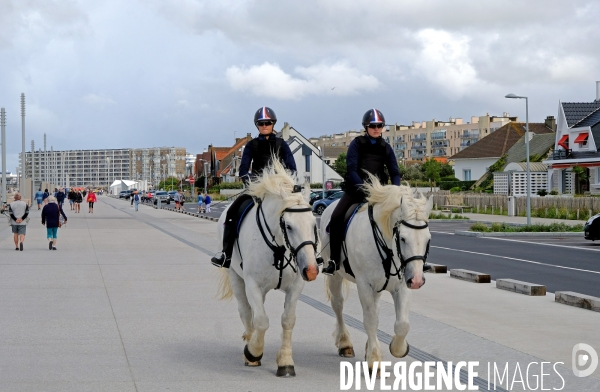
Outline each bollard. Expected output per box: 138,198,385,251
157,198,162,209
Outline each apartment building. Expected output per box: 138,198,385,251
23,147,186,188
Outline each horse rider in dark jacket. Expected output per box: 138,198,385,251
322,108,402,276
211,106,297,268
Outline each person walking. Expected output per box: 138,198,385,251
56,188,66,209
133,191,140,211
204,194,211,213
35,188,44,210
74,190,83,213
42,189,50,205
197,193,204,213
179,190,185,211
87,191,97,213
41,196,67,250
68,189,75,210
173,191,181,211
5,192,30,251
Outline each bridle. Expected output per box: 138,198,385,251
255,200,319,290
368,205,430,292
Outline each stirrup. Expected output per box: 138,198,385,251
322,260,337,276
211,253,229,268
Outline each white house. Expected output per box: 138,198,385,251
543,82,600,195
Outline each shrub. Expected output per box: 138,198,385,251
450,187,461,193
537,189,548,196
549,190,558,195
441,175,459,182
470,223,489,232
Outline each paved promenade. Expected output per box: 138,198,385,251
0,197,598,391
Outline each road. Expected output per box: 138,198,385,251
140,199,600,297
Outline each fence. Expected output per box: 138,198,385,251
430,192,600,219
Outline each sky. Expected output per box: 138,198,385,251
1,0,600,172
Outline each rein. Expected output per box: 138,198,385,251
367,205,429,292
255,201,319,290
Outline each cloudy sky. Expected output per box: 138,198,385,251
1,0,599,171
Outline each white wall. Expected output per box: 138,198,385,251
453,158,498,181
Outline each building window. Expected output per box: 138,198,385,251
305,155,310,172
464,169,471,181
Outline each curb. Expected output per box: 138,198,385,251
555,291,600,312
428,219,473,223
455,230,582,237
450,269,491,283
425,263,447,273
496,279,546,296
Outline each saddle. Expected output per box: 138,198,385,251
232,195,255,235
326,203,363,277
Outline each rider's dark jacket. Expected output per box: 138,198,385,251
238,134,297,183
346,135,401,194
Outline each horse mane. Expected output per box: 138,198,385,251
361,174,430,239
247,157,307,215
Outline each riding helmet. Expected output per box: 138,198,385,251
362,108,385,128
254,106,277,125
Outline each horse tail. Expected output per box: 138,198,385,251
216,269,234,301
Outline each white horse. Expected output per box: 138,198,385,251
216,160,320,377
320,178,433,373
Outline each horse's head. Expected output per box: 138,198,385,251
397,193,433,290
281,207,320,282
249,159,320,282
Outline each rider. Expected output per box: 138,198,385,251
322,108,401,276
210,106,297,268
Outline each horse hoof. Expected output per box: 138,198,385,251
244,344,263,366
338,347,355,357
276,365,296,377
389,341,410,358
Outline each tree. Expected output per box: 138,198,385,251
403,163,424,181
422,159,441,183
440,163,454,178
334,152,347,178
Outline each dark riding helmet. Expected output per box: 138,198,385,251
362,108,385,128
254,106,277,125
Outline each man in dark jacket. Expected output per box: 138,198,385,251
322,109,401,275
56,188,66,208
211,106,297,268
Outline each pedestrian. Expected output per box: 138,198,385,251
197,193,204,213
133,191,140,211
41,196,67,250
87,191,97,213
173,190,181,211
35,188,44,210
204,194,211,213
56,188,66,209
42,188,50,205
68,189,76,210
5,192,30,251
179,190,185,211
74,190,83,213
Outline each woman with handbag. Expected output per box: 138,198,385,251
41,196,68,250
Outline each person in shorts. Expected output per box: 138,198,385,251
6,192,30,251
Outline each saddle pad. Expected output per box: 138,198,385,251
325,203,363,235
235,197,255,234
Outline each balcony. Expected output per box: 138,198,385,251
432,141,449,147
551,149,572,160
411,143,427,149
413,135,427,141
460,139,478,147
432,149,447,157
461,132,479,139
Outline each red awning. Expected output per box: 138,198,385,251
557,134,569,150
574,133,589,143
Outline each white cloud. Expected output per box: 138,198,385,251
82,93,116,106
226,62,379,100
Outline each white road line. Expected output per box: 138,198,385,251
431,230,600,253
431,245,600,275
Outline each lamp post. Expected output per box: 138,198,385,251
505,93,531,225
199,159,208,194
105,157,111,192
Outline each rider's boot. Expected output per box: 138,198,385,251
211,225,234,268
321,259,339,276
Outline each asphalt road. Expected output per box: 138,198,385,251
136,198,600,298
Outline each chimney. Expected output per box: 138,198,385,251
545,116,556,131
596,81,600,101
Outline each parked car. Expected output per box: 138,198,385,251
119,190,132,199
312,191,344,215
167,191,178,201
309,189,342,205
152,191,171,205
584,213,600,241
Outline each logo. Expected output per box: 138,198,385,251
572,343,598,377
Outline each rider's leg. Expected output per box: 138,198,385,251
211,195,249,268
322,193,357,275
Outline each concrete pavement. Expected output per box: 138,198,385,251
0,196,598,391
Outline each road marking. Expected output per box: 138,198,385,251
431,245,600,275
432,230,600,253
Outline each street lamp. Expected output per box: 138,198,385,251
199,159,208,194
505,93,531,225
105,157,111,192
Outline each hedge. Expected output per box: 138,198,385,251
439,180,476,191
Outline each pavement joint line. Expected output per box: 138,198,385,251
298,294,506,392
87,201,140,392
432,245,600,275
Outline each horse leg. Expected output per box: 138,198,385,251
389,287,411,358
356,279,383,375
243,279,269,367
275,281,304,377
228,270,253,343
327,275,354,357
